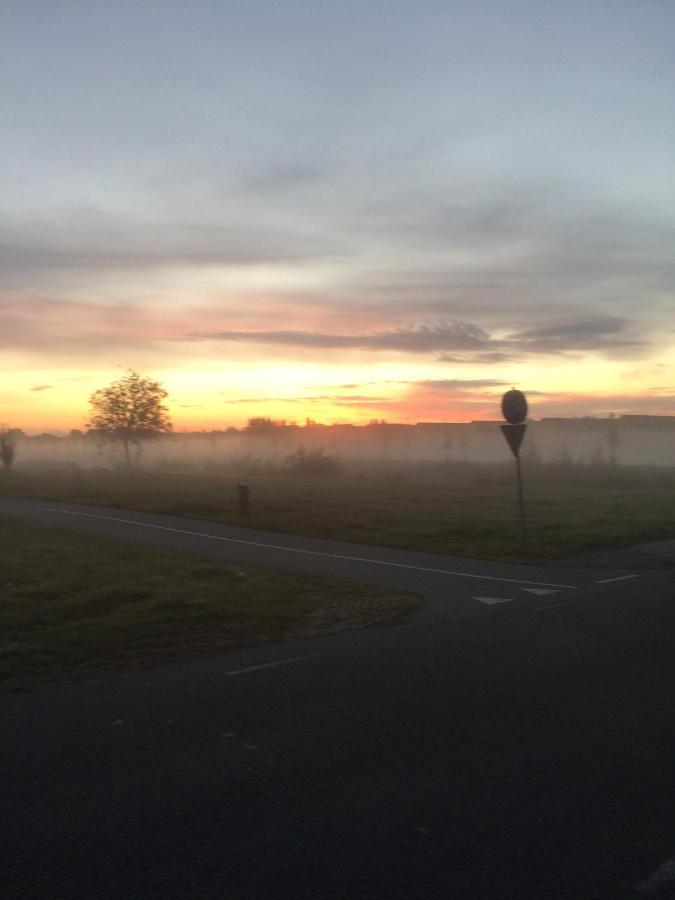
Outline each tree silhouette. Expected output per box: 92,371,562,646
87,370,171,467
245,417,284,434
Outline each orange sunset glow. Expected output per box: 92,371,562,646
5,5,675,897
2,2,674,434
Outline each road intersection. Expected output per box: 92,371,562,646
2,496,674,898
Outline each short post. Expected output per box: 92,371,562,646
236,482,249,517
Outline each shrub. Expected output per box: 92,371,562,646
0,426,17,471
283,446,340,476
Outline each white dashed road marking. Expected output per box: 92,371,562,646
522,588,560,596
37,507,579,590
595,574,639,584
473,597,515,606
533,601,576,612
225,654,317,676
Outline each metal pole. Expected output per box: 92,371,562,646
515,454,527,551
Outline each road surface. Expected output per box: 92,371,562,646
2,496,675,898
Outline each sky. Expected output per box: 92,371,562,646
2,0,675,432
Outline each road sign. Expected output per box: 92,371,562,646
499,389,528,551
500,423,526,458
501,389,528,425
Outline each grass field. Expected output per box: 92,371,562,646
0,518,418,692
3,461,675,562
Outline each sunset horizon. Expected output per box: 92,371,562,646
8,367,675,437
5,5,675,893
3,1,674,433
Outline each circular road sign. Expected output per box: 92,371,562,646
501,389,528,425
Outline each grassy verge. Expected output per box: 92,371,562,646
0,518,418,693
3,465,675,562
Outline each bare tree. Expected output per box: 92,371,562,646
87,370,172,467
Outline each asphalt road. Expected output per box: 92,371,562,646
2,496,675,899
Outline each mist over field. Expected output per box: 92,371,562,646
4,4,675,898
7,416,675,474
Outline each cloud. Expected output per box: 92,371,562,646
326,185,675,360
242,160,332,194
505,317,644,354
527,391,675,418
184,315,646,360
304,394,386,405
221,396,302,405
30,384,53,392
1,287,653,377
324,384,675,423
415,379,508,390
0,216,334,285
186,321,492,353
0,296,213,363
352,183,675,293
220,393,386,407
1,182,671,376
437,352,519,364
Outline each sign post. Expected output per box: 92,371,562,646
500,389,528,551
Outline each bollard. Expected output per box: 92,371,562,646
237,482,249,517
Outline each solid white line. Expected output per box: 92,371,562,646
225,654,317,676
595,574,639,584
36,507,580,589
534,601,576,612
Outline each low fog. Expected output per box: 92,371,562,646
7,416,675,474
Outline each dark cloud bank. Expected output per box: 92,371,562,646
185,315,646,361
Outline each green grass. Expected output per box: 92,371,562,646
3,463,675,563
0,518,418,692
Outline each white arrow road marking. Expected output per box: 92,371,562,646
636,851,675,895
521,588,560,596
474,597,515,606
